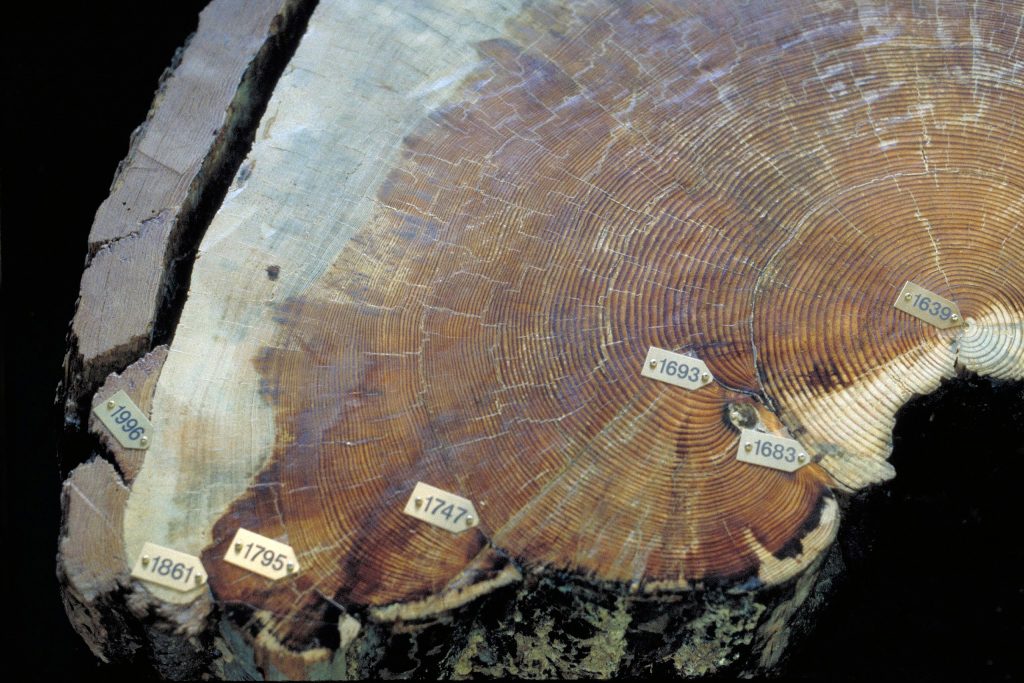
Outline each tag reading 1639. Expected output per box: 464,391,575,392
893,281,963,329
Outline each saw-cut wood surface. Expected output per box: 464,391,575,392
62,0,306,407
60,0,1023,677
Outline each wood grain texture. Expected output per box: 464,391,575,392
193,0,1022,617
64,0,305,400
59,459,132,661
64,0,1024,677
88,345,168,483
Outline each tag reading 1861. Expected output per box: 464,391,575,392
735,428,810,473
130,542,206,594
640,346,714,390
403,482,480,533
93,389,153,449
224,528,300,580
893,281,963,329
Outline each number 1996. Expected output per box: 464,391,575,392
109,404,145,441
93,390,153,449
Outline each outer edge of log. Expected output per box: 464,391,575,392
58,458,134,662
214,610,362,680
58,0,318,673
60,0,312,420
368,547,524,623
60,351,219,674
87,345,168,483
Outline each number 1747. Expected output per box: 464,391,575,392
422,496,468,523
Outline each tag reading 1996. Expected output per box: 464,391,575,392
93,389,153,449
640,346,714,389
223,528,300,580
735,428,810,473
893,281,962,329
130,542,206,594
403,482,479,533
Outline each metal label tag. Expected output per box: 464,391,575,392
93,389,153,449
223,528,300,580
735,428,809,473
893,281,962,329
130,542,207,593
640,347,714,389
403,482,479,533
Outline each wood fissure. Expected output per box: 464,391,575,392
60,0,317,426
58,0,1024,678
57,0,318,671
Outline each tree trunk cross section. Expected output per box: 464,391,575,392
59,0,1024,678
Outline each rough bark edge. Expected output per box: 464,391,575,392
54,0,1022,676
86,345,169,483
56,0,319,676
59,0,318,432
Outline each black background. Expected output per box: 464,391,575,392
3,3,208,680
2,3,1021,681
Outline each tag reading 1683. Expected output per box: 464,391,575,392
735,428,810,473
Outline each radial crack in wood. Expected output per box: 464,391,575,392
60,0,1024,678
62,0,313,413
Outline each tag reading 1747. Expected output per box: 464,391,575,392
403,482,480,533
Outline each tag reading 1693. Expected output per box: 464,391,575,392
640,346,714,390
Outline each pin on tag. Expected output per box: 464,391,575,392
893,281,963,329
735,428,810,473
403,482,479,533
223,528,300,580
640,346,714,390
93,389,153,449
130,542,207,594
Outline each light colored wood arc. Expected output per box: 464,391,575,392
123,0,533,607
124,0,1022,635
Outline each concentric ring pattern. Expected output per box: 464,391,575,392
201,0,1024,632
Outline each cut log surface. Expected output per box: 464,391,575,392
59,0,1024,678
